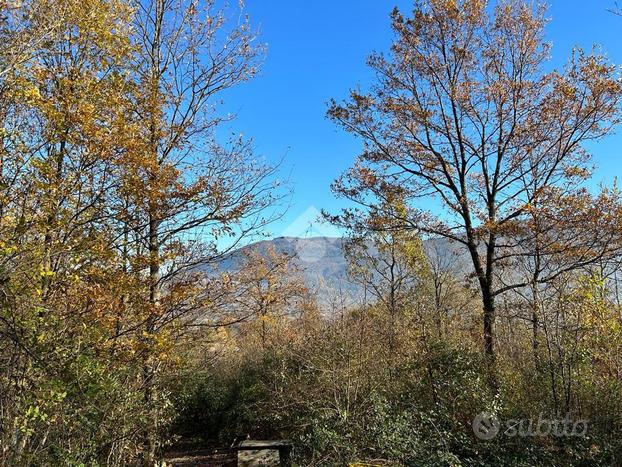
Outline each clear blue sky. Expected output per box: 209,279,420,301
219,0,622,238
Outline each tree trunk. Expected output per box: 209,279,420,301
465,238,496,361
482,288,495,360
142,209,160,465
531,280,540,362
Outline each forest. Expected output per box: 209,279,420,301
2,0,622,465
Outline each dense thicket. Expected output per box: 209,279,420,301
174,234,622,466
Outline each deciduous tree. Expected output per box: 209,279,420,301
328,0,622,362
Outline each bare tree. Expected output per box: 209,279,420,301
344,222,428,347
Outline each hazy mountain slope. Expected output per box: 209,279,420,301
212,236,471,312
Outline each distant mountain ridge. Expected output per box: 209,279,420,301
213,236,470,312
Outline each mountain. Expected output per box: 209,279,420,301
214,236,471,313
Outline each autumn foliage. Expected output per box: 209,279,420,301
0,0,278,463
2,0,622,466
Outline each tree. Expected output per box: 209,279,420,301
327,0,622,362
342,207,432,347
0,0,64,78
232,245,308,349
498,186,622,359
0,0,283,462
0,0,146,463
116,0,283,461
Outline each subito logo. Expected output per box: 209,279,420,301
472,412,500,440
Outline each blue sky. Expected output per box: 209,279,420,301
219,0,622,238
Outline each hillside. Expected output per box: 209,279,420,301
214,236,470,312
